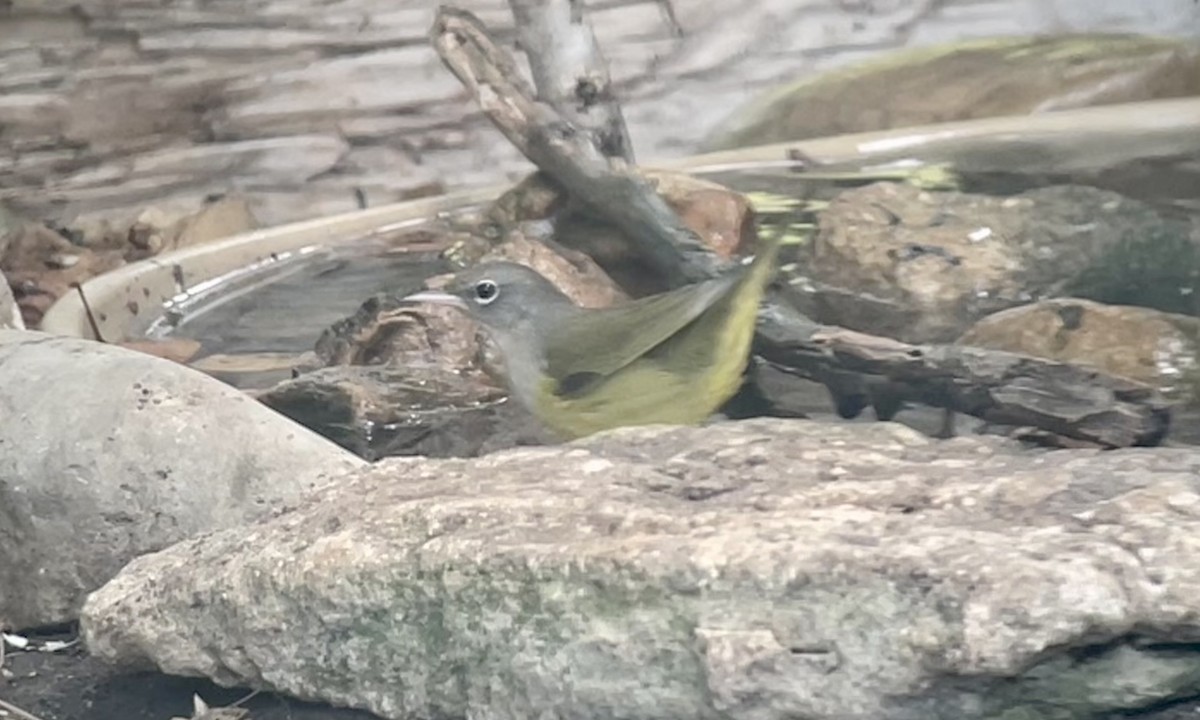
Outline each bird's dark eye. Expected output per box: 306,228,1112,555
473,279,499,305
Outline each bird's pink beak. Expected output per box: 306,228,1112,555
400,290,468,309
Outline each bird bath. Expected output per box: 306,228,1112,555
40,97,1200,397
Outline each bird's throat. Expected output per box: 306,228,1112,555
487,329,551,417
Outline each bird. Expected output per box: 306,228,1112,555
401,235,781,440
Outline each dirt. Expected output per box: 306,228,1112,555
0,628,377,720
5,626,1200,720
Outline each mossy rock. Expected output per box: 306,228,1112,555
704,33,1200,151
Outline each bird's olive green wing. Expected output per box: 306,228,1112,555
541,269,745,395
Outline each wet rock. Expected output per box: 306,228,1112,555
484,170,756,296
313,292,491,372
256,364,551,460
644,170,757,260
472,228,630,308
674,187,756,258
81,418,1200,720
0,330,364,630
794,182,1200,343
438,220,628,308
705,34,1200,150
958,298,1200,405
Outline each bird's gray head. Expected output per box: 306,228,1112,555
401,260,582,377
401,261,580,406
402,262,576,329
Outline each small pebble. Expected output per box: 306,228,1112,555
46,253,80,269
967,227,992,242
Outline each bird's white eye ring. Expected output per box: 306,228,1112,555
473,279,499,305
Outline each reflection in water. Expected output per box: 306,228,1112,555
155,147,1200,446
163,229,451,388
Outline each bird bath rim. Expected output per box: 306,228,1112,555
39,96,1200,343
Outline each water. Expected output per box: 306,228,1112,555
159,223,454,387
169,243,446,356
153,147,1200,439
700,148,1200,227
704,148,1200,319
701,149,1200,445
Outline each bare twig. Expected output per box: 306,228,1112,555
0,698,49,720
431,7,721,288
71,282,106,343
756,320,1170,448
507,0,635,161
230,689,262,707
654,0,683,37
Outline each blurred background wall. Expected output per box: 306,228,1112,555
2,0,1198,226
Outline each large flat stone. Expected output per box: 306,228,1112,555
82,418,1200,720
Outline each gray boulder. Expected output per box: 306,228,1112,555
81,418,1200,720
0,330,365,629
794,182,1199,343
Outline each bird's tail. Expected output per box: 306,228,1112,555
744,225,784,290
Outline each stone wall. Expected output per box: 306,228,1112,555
2,0,1198,227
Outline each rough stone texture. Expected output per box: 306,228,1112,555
958,297,1200,404
468,228,631,308
2,1,1197,228
0,329,365,630
82,418,1200,720
791,182,1200,343
255,363,551,460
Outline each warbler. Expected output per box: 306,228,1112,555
402,235,781,439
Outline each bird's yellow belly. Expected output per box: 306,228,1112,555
536,362,746,439
535,300,757,440
534,236,776,440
